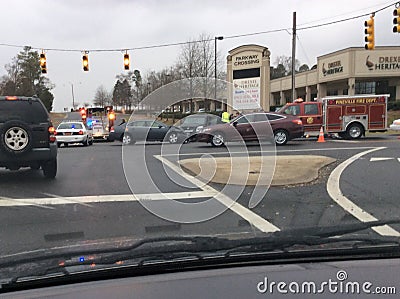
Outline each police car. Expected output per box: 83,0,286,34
55,121,93,147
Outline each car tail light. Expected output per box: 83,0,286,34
292,119,303,125
78,130,84,135
48,126,56,143
110,126,114,133
5,96,18,101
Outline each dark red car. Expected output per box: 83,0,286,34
196,112,304,146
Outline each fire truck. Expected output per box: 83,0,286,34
277,94,389,139
79,106,116,140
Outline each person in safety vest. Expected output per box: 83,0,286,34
221,111,230,123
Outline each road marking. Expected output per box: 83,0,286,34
370,157,395,162
154,155,280,233
327,147,400,237
0,197,55,210
0,191,217,207
42,192,94,207
160,146,376,157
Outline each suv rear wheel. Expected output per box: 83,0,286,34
42,159,57,179
0,120,33,155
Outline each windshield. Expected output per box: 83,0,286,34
1,0,400,293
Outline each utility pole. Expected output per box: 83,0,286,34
291,11,297,102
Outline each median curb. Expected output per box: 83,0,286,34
179,155,336,186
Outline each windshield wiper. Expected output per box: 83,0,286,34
1,219,399,288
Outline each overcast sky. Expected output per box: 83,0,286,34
0,0,399,111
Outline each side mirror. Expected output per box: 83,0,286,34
232,121,238,127
158,125,163,129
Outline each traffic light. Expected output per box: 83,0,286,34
80,108,87,121
82,54,89,71
108,111,115,121
123,53,130,70
393,8,400,33
40,53,47,74
364,15,374,50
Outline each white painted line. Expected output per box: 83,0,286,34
398,158,400,163
0,198,55,209
327,147,400,237
155,155,280,233
370,157,394,162
42,192,94,207
160,146,376,157
329,139,359,143
0,191,216,207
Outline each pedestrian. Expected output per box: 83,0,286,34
221,111,230,123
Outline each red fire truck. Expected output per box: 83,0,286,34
277,94,389,139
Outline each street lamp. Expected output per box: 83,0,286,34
69,82,75,109
214,36,223,103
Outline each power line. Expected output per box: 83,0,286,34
0,1,397,53
298,1,397,31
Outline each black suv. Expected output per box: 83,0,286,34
0,96,58,178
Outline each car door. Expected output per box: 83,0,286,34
128,120,148,141
148,121,169,141
301,103,322,132
232,115,256,141
251,113,271,140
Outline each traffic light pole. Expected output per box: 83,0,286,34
291,11,296,102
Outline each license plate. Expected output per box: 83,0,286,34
65,132,72,136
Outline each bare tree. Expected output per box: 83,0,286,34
176,33,222,111
93,85,111,107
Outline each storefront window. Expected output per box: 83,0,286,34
355,81,375,94
327,90,338,96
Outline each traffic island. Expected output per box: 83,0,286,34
179,155,336,186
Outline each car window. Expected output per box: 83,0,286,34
282,105,300,116
0,100,48,123
252,114,270,122
208,116,221,125
234,115,249,124
266,114,284,121
181,117,205,125
151,121,165,128
304,104,319,115
132,121,147,127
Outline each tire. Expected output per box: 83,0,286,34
346,123,363,139
167,132,179,144
274,129,289,146
82,138,89,146
0,120,33,156
210,132,225,147
123,134,135,145
88,139,93,146
42,159,57,179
